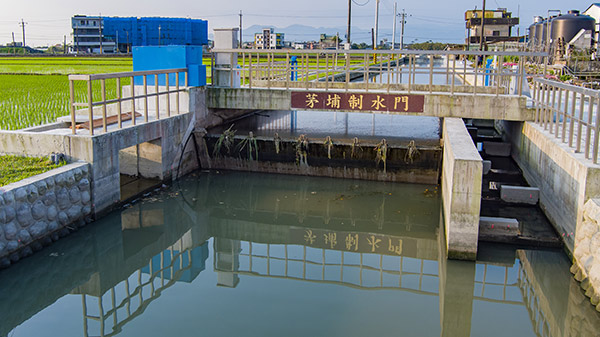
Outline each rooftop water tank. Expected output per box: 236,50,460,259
550,10,595,45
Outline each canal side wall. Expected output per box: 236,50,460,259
200,135,442,184
0,162,92,268
441,118,482,260
504,120,600,312
504,121,600,252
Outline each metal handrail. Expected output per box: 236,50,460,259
212,49,548,98
532,77,600,163
68,68,189,136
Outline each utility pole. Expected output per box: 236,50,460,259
371,28,375,50
63,35,66,54
347,0,352,48
400,9,408,50
11,32,15,54
392,2,397,50
374,0,380,49
239,10,243,47
19,19,26,47
479,0,486,51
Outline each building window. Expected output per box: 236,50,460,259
492,30,500,36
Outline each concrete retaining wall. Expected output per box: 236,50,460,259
504,121,600,252
441,118,482,260
571,199,600,312
0,162,92,268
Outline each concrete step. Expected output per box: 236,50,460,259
484,142,511,157
501,185,540,205
479,216,520,238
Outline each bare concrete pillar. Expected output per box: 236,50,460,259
437,220,475,337
441,118,482,260
213,28,239,88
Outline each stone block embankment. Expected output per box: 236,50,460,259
0,162,92,268
572,198,600,312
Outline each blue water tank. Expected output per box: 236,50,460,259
133,45,206,87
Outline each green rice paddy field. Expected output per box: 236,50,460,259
0,57,133,130
0,55,367,130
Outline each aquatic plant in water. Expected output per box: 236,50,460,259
296,134,309,166
323,136,334,159
375,139,388,173
236,131,259,160
213,124,236,157
351,137,362,159
404,140,420,164
274,133,282,154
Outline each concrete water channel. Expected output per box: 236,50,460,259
1,171,599,337
2,33,600,335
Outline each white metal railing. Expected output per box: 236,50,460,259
68,68,188,135
211,49,547,97
532,78,600,163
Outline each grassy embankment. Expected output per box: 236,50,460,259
0,155,66,187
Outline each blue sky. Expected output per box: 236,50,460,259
0,0,594,46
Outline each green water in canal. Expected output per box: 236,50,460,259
1,171,599,337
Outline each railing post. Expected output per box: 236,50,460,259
87,78,94,136
577,92,585,153
544,84,551,130
210,52,215,86
116,77,122,129
534,81,539,123
473,56,479,95
316,52,320,88
101,78,107,133
324,53,329,92
428,54,433,94
451,56,456,95
166,73,171,117
175,72,180,114
267,52,272,89
555,87,563,137
586,96,594,159
69,79,76,135
345,52,350,92
286,51,290,90
495,59,501,97
562,88,569,142
364,53,369,92
155,74,159,120
407,55,412,94
569,90,576,147
518,56,524,96
445,54,450,85
387,53,391,94
249,53,253,89
550,85,556,133
130,76,136,126
304,54,309,90
143,75,149,122
593,98,600,164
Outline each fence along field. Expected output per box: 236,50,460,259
0,57,132,130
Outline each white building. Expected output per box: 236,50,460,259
584,3,600,49
254,28,284,49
